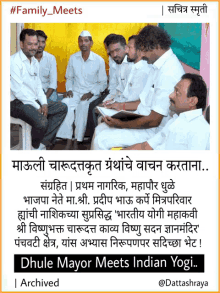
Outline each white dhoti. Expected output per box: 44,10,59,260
56,95,80,139
75,95,98,142
92,122,157,150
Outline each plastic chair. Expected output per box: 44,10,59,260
205,105,210,124
10,117,32,150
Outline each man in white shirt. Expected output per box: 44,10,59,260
58,30,107,149
124,74,210,150
35,30,72,150
92,25,185,150
35,30,59,102
106,35,151,109
88,34,148,144
10,29,67,150
102,34,133,104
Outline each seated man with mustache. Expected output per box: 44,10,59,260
60,30,107,149
10,29,67,150
35,30,60,102
124,74,210,150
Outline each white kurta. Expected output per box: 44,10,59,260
58,51,107,140
11,50,47,109
147,109,210,150
93,49,185,150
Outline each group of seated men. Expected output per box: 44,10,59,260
10,25,210,150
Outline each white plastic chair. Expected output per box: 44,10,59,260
10,117,32,150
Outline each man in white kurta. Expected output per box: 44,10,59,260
58,31,107,145
124,74,210,150
93,26,185,150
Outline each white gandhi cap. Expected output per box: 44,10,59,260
79,30,92,37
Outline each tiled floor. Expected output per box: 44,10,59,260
11,124,91,150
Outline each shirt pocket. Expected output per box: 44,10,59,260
127,82,133,93
142,86,155,106
41,67,50,79
84,63,98,83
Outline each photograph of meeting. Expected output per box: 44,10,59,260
10,23,210,151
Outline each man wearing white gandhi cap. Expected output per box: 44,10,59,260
57,30,107,149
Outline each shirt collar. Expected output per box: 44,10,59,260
122,55,129,64
133,59,145,69
42,51,46,59
38,51,46,62
114,55,130,68
77,50,94,61
19,49,36,63
115,55,132,67
153,48,173,70
179,108,203,122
